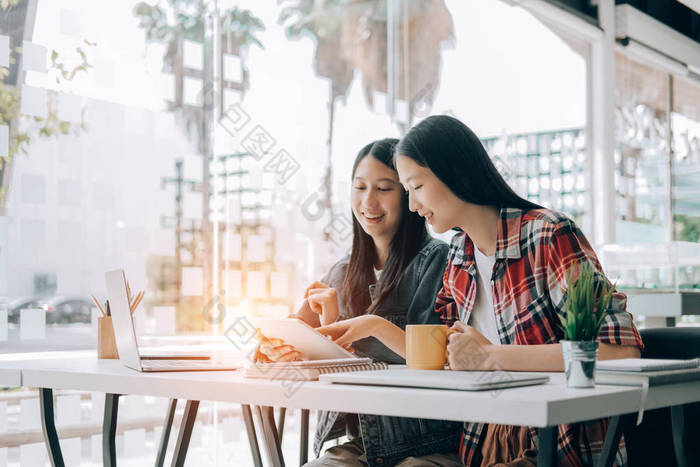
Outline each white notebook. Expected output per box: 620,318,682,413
245,358,388,381
596,358,700,372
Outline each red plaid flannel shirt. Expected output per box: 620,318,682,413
436,207,643,466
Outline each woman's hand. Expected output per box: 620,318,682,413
305,281,340,326
304,281,329,297
316,315,382,350
446,321,498,371
252,332,301,363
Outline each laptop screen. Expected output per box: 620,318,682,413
105,269,142,370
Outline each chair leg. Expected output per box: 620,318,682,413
277,407,286,444
254,405,286,467
300,409,309,466
241,404,263,467
155,398,177,467
597,414,633,467
39,388,65,467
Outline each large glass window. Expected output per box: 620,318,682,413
614,51,672,243
609,49,700,327
672,75,700,245
613,52,700,248
1,0,589,345
0,0,591,463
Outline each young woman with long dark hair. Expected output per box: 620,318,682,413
387,115,643,466
257,138,462,466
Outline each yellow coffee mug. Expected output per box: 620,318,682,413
406,324,457,370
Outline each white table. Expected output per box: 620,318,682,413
0,350,94,387
3,355,700,467
0,366,21,387
0,354,263,467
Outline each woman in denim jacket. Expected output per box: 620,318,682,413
257,138,462,466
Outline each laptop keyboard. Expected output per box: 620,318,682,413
140,360,237,370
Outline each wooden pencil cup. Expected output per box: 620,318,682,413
97,316,119,359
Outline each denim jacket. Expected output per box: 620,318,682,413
306,237,462,466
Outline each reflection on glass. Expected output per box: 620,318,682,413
672,75,700,243
615,52,671,242
563,174,574,191
552,178,562,192
482,128,587,224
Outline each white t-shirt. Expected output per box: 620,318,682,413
369,268,383,301
463,246,500,344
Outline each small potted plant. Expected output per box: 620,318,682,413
559,264,615,388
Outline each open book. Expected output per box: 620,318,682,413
245,358,389,381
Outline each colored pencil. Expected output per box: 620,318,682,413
91,295,106,317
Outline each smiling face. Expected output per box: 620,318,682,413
395,154,465,233
351,155,404,242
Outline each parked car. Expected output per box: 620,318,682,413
41,296,93,324
0,296,42,324
1,295,93,324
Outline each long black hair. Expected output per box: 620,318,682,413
395,115,541,211
342,138,428,316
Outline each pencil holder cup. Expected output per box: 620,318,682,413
97,316,119,359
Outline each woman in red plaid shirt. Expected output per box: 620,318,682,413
389,115,644,466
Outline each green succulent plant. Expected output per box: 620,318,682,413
560,263,615,341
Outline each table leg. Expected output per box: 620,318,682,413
103,393,120,467
671,405,696,467
242,404,263,467
537,426,556,467
597,414,632,467
300,409,309,466
170,400,199,467
39,388,65,467
277,407,286,444
254,405,286,467
155,398,178,467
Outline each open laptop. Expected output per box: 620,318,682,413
105,269,239,372
320,368,549,391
